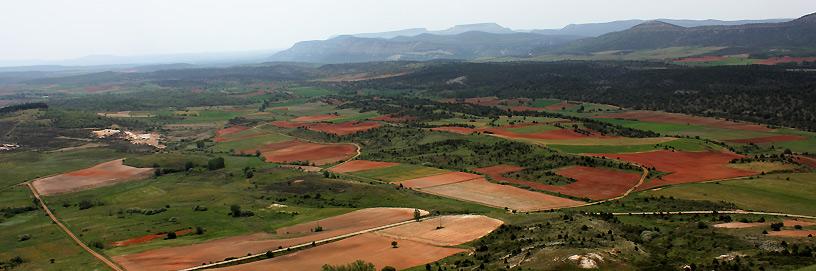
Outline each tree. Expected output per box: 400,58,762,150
414,209,422,222
321,260,376,271
166,231,177,239
381,267,396,271
207,157,225,170
391,241,398,248
230,205,242,217
195,226,205,235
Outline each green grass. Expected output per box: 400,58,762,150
0,186,109,270
549,138,718,154
289,86,333,98
213,129,291,153
646,173,816,216
179,109,251,124
350,164,449,182
328,111,380,123
0,148,126,188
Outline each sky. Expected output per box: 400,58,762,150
1,0,814,61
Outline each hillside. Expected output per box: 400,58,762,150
560,12,816,53
270,32,581,63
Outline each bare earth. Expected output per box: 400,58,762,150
376,215,504,246
329,160,400,173
397,172,482,189
113,208,422,271
31,159,152,196
420,178,584,212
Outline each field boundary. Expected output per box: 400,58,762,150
597,210,816,220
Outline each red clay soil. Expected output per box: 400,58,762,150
464,97,502,106
430,126,478,135
476,165,640,200
487,127,604,140
113,208,422,271
329,160,400,173
784,219,816,227
510,106,546,112
31,159,153,196
376,215,503,247
270,120,305,128
674,56,727,62
474,164,525,176
595,110,771,132
542,101,578,111
398,172,482,189
214,126,250,142
756,56,816,65
794,156,816,168
589,150,758,190
766,230,816,237
292,114,338,122
306,121,381,135
245,140,357,166
420,178,584,212
370,114,416,123
112,229,193,247
214,233,467,271
726,135,807,144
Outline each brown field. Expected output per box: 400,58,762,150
464,97,502,106
767,230,816,237
214,126,250,142
370,114,416,122
713,222,766,229
113,208,422,271
474,164,525,176
329,160,399,173
31,159,153,196
794,155,816,168
270,120,305,128
244,140,357,166
590,150,757,190
292,114,338,122
725,135,807,144
541,101,578,111
595,110,771,132
757,56,816,65
510,106,546,112
430,126,478,135
420,178,584,212
784,219,816,227
214,233,466,271
376,215,504,246
487,127,604,140
397,172,482,189
112,229,193,247
306,121,381,135
476,165,640,200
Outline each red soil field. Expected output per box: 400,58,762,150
377,215,503,247
464,97,502,106
245,140,357,166
674,56,727,62
214,233,466,271
756,56,816,65
420,178,584,212
398,172,482,189
595,110,771,132
794,156,816,168
112,229,193,247
370,114,416,122
473,164,525,176
510,106,546,112
767,230,816,237
113,208,422,271
306,121,381,135
486,127,602,140
31,159,153,196
542,101,578,111
329,160,399,173
476,165,641,200
430,126,478,135
726,135,807,144
214,126,249,142
292,114,338,122
784,219,816,227
589,150,757,190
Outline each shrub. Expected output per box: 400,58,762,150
166,232,177,240
207,157,225,170
17,234,31,242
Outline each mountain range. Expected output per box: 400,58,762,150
269,13,814,63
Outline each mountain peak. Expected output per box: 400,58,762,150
630,20,684,31
792,12,816,24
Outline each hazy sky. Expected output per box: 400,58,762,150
1,0,813,61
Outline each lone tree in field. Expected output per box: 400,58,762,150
207,157,225,170
414,209,422,222
166,231,177,240
391,241,398,248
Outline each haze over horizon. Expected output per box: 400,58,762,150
1,0,814,62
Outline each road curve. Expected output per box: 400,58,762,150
25,182,124,271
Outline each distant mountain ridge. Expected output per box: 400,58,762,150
560,13,816,53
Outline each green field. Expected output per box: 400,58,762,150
0,148,127,188
646,173,816,216
350,164,450,182
288,86,334,98
213,128,291,153
328,111,380,123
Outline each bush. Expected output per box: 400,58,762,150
17,234,31,242
195,226,205,235
208,157,225,170
166,232,177,240
381,267,396,271
78,199,102,210
322,260,376,271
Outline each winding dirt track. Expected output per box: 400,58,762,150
25,182,124,271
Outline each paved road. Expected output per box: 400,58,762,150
179,216,425,271
26,182,124,271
